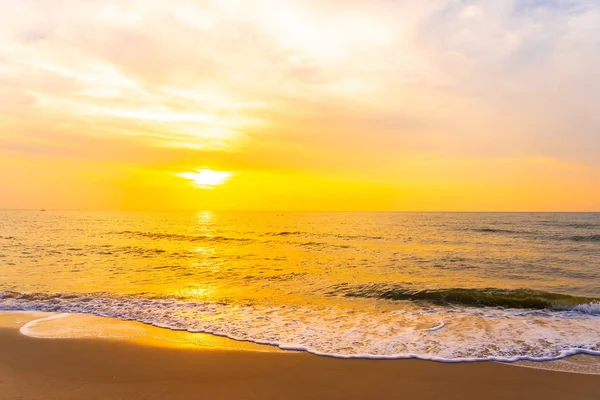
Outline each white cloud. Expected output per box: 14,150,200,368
459,5,483,19
0,0,598,164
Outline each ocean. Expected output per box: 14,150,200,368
1,211,599,362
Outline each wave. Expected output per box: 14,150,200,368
334,234,385,240
112,230,367,252
536,221,600,229
469,229,600,243
299,241,351,249
112,231,251,243
1,290,599,363
262,231,385,240
468,227,542,238
113,230,370,247
330,285,600,313
263,231,305,236
472,227,523,234
569,235,600,242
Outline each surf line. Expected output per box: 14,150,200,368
424,321,446,332
20,313,71,338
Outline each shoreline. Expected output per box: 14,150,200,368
0,310,284,353
2,310,600,373
1,327,600,400
0,312,599,399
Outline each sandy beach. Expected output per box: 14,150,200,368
1,319,599,400
2,0,600,396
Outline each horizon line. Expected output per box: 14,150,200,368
2,209,599,213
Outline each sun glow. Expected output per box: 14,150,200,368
178,169,233,188
1,1,599,212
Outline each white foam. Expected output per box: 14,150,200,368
2,294,599,370
424,321,445,332
507,354,600,375
20,313,71,338
571,302,600,315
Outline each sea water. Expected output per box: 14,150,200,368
1,211,598,363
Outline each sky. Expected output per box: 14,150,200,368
0,0,599,211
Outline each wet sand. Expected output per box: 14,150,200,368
1,326,599,400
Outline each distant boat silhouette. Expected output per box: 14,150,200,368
40,209,46,212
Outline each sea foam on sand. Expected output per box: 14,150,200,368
2,310,599,375
1,311,281,353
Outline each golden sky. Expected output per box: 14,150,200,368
1,0,599,211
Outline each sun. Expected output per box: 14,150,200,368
178,169,233,188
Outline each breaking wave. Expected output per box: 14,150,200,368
1,290,599,363
329,285,600,313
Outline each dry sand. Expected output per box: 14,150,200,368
1,326,599,400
